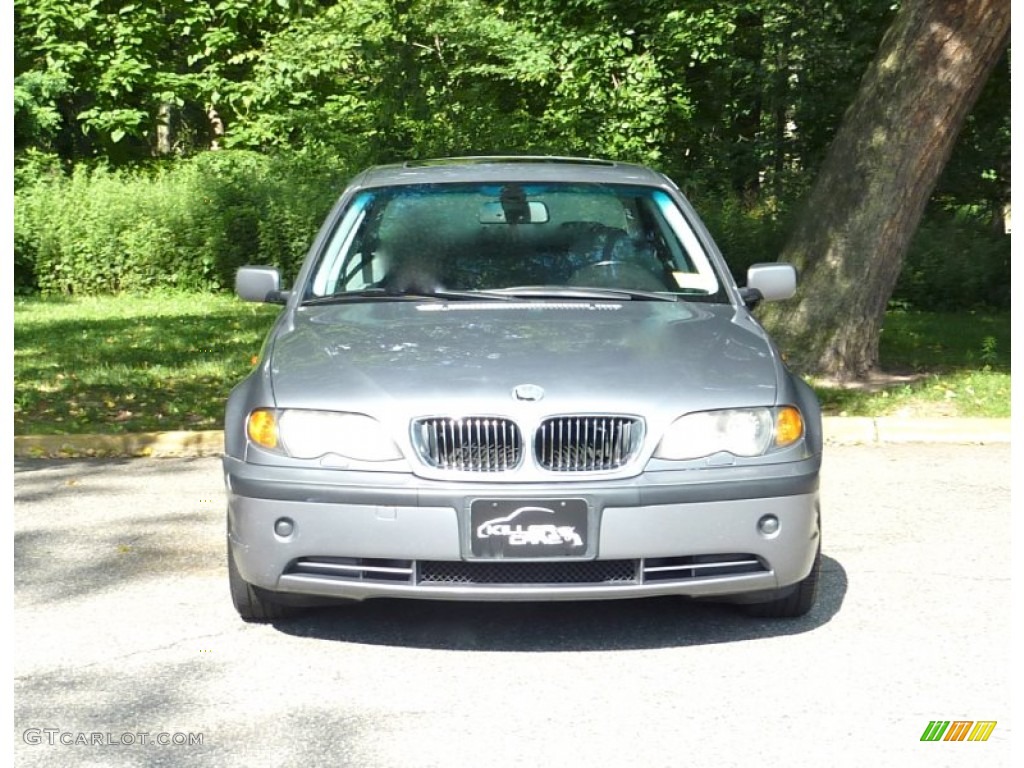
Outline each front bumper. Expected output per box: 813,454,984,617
224,456,821,602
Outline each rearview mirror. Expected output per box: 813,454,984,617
478,200,550,224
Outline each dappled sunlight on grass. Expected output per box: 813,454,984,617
878,310,1010,371
815,370,1010,418
14,293,279,435
813,310,1011,418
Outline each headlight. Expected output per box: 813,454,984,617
246,409,402,461
654,406,804,460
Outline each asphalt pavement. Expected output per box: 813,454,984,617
11,442,1013,767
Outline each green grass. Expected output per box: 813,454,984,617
13,295,1011,435
812,310,1011,418
14,293,280,435
813,369,1011,418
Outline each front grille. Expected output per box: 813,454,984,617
413,417,522,471
419,560,638,585
535,416,642,471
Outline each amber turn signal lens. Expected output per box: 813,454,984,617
775,406,804,447
247,409,279,450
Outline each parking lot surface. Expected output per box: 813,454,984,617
13,444,1012,767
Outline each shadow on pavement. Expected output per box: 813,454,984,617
273,555,848,652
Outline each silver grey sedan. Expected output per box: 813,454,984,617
224,157,822,622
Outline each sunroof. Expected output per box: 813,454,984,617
404,156,617,168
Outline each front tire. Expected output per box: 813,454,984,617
743,543,821,618
227,540,301,623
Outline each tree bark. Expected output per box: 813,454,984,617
155,102,173,156
730,9,765,202
758,0,1010,380
207,105,225,150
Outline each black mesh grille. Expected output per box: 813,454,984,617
535,416,642,471
418,560,638,585
413,417,522,471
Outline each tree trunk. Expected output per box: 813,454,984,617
730,9,764,202
155,102,173,156
757,0,1010,380
207,105,225,150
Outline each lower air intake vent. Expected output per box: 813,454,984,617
418,560,638,585
642,554,766,583
288,557,414,583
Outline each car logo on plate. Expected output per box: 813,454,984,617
513,384,544,402
476,507,583,548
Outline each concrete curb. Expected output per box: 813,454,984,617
12,418,1012,459
823,417,1012,445
13,430,224,459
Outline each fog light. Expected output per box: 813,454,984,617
758,515,780,536
274,518,295,537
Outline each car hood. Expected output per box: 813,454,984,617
267,301,782,418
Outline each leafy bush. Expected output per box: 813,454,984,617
14,150,349,295
13,150,66,292
893,211,1010,311
14,150,1011,312
696,194,790,282
698,194,1010,312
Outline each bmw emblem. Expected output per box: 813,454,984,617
513,384,545,402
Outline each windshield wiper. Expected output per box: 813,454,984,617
302,288,517,306
491,285,680,302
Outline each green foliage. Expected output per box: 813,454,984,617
877,310,1010,372
226,0,559,160
655,0,895,198
13,69,72,150
538,29,670,165
698,196,1011,312
14,150,349,295
979,336,999,367
933,50,1011,217
13,0,1011,316
694,193,790,280
15,0,1008,220
15,148,1010,310
14,0,321,158
893,211,1010,311
13,150,67,292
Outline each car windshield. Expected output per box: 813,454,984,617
304,182,725,302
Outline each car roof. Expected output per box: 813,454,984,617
348,156,675,190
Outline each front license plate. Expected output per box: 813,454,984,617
470,499,588,558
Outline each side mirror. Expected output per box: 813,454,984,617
741,263,797,306
236,266,288,304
